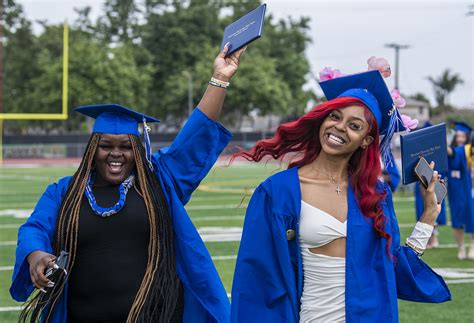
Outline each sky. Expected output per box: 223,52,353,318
18,0,474,108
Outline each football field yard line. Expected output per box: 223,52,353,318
444,279,474,284
192,215,243,221
0,306,23,312
0,224,20,229
0,241,16,246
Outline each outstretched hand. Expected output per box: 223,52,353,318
212,43,247,82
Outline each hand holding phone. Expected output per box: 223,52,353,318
414,157,447,204
43,251,69,297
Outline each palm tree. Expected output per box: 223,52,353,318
427,69,464,112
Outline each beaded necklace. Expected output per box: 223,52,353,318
85,172,135,217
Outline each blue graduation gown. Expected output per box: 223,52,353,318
415,180,447,225
10,108,232,323
385,154,401,192
231,167,450,323
447,145,473,232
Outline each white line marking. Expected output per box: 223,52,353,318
0,209,32,218
198,227,242,242
200,234,242,242
434,268,474,279
392,197,415,202
189,196,242,202
0,266,13,271
192,215,243,221
445,279,474,284
212,255,237,260
0,241,16,246
0,306,23,312
0,174,50,181
0,224,20,229
186,204,247,210
436,268,474,272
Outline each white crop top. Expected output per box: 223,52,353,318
299,200,347,249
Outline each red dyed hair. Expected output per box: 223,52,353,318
233,97,391,254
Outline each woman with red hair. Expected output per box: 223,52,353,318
230,62,450,322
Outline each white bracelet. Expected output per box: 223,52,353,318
209,77,230,89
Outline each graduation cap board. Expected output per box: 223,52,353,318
319,70,404,136
74,104,160,135
74,104,159,170
454,122,472,134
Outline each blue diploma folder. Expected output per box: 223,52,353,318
221,4,266,55
400,123,448,184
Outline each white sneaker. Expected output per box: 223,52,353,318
457,248,467,260
467,246,474,260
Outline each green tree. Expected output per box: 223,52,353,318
2,0,40,115
3,0,314,131
427,69,464,113
73,6,96,35
409,92,431,105
96,0,142,44
142,0,313,124
142,0,223,118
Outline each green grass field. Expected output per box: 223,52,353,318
0,164,473,322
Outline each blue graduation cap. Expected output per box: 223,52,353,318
454,122,472,134
74,104,160,170
319,70,405,165
319,70,403,134
421,121,432,129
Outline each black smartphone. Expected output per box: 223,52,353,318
44,251,69,293
414,157,447,204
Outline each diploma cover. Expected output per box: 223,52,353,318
221,4,266,56
400,123,448,184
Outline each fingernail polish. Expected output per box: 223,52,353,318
40,288,47,293
47,282,55,287
54,264,59,269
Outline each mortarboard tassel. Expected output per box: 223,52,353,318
379,104,403,168
142,117,154,171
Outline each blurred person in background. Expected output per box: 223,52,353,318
447,122,473,260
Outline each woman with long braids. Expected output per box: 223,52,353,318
230,60,451,322
10,44,245,322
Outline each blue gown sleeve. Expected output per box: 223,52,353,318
231,186,293,322
386,161,401,192
385,187,451,303
448,145,467,171
153,107,232,205
10,182,63,301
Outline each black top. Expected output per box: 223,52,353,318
67,184,183,322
